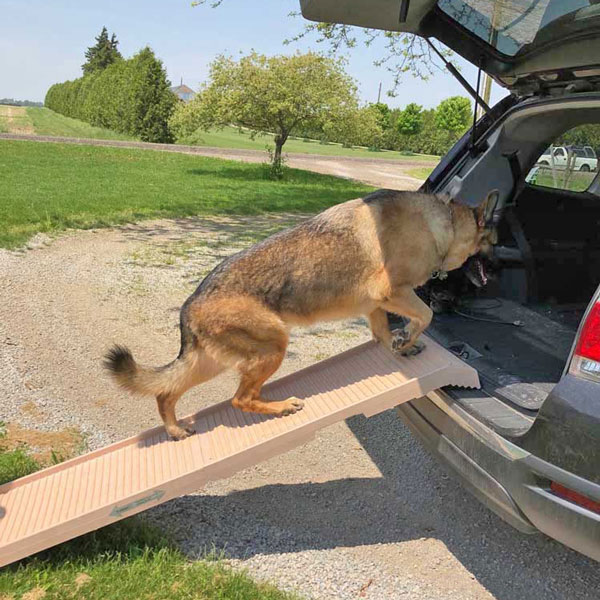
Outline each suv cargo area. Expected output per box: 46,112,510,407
415,97,600,441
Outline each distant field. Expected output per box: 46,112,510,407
0,105,33,134
0,139,373,248
0,105,134,140
181,125,440,162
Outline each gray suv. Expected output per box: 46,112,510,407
301,0,600,561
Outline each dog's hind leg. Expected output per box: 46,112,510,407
157,350,225,440
188,295,303,417
157,390,192,441
232,344,304,416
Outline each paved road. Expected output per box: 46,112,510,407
0,132,429,190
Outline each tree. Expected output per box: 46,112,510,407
559,124,600,152
193,1,452,93
325,104,383,149
397,102,423,137
170,51,359,168
434,96,472,133
82,26,122,75
127,48,177,142
370,102,391,130
47,47,176,143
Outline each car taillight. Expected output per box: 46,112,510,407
570,301,600,382
551,482,600,515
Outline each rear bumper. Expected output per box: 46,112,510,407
399,391,600,561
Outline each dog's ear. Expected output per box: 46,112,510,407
474,190,499,228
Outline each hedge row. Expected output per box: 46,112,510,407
45,47,176,143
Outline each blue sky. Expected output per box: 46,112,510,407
0,0,507,109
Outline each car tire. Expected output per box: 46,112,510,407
580,164,590,172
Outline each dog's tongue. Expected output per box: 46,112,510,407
464,255,488,288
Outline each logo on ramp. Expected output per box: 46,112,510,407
110,490,165,517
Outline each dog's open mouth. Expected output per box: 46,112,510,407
464,255,488,288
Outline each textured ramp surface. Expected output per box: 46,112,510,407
0,336,478,567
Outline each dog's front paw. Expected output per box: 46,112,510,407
167,425,195,441
391,328,410,353
391,329,426,357
399,339,426,357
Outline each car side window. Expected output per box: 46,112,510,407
525,125,599,192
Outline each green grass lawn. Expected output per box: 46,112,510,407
0,430,299,600
26,107,134,140
181,125,439,162
0,139,373,248
0,522,301,600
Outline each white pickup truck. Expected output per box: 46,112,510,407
536,146,598,172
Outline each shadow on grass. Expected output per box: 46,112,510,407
185,166,363,187
1,517,300,599
187,167,273,182
15,518,170,569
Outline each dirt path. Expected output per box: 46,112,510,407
0,132,430,190
2,219,598,600
0,106,34,134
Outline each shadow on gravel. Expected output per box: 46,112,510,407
151,409,600,600
118,214,307,245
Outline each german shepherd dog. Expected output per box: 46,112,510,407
105,190,492,440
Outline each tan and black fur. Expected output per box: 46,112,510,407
105,190,491,439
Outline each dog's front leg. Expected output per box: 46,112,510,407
368,308,393,348
381,288,433,356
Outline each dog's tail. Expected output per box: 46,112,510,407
103,345,190,398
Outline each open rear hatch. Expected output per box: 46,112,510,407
300,1,600,92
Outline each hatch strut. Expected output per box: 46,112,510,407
471,56,484,151
426,38,491,116
399,0,410,23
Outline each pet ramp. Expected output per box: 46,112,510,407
0,336,479,567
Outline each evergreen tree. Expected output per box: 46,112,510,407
47,46,176,143
82,27,122,75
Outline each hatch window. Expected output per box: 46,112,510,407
438,0,596,57
525,125,600,192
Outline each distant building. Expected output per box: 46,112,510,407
170,80,196,103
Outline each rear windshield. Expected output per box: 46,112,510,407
438,0,598,57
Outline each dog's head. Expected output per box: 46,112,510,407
441,192,498,286
474,192,499,252
465,192,499,287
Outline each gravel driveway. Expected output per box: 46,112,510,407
2,216,598,600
